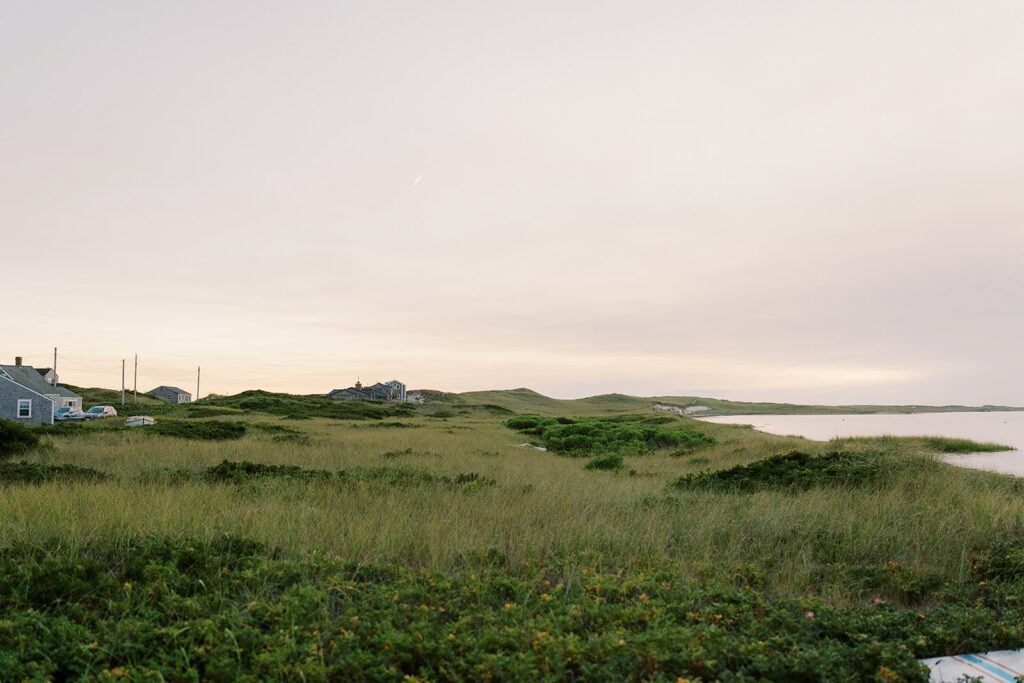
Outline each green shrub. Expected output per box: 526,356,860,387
504,416,559,434
249,422,302,435
671,450,914,493
381,448,438,459
186,406,243,418
203,460,333,483
200,390,415,420
506,415,716,457
272,433,311,445
0,421,41,460
149,420,247,441
0,461,107,485
6,535,1024,681
585,453,624,471
199,460,496,490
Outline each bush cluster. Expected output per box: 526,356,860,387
5,535,1024,681
670,450,922,493
185,406,243,419
0,421,40,460
0,461,108,486
200,460,497,490
150,420,247,441
200,390,415,420
584,453,625,471
506,415,716,457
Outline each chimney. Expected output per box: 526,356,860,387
15,356,22,366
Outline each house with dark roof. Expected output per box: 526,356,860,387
146,386,192,404
327,379,407,402
0,356,83,425
35,367,57,385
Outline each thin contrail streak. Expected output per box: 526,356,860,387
409,174,424,190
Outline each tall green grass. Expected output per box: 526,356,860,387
4,414,1021,601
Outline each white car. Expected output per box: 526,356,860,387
54,407,76,421
83,406,118,419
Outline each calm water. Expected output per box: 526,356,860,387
699,412,1024,476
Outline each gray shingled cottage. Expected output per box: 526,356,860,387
146,386,192,404
0,356,83,425
327,379,407,401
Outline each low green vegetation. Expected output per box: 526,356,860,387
830,435,1015,455
363,421,419,429
201,459,334,483
1,388,1023,679
584,453,625,471
506,415,716,456
671,450,913,493
185,405,245,418
0,461,107,486
672,436,1012,493
150,420,247,441
5,535,1024,681
920,436,1012,453
0,421,40,459
201,390,415,420
200,460,497,490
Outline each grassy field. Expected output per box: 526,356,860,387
2,390,1024,680
452,387,1024,417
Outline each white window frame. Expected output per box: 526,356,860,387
17,399,31,419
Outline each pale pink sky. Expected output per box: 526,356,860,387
2,1,1022,404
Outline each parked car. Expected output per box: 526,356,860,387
62,409,89,421
125,416,154,428
83,406,118,419
54,407,74,420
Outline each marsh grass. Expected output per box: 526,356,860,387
6,414,1021,603
6,393,1024,679
830,434,1014,454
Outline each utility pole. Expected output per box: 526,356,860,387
133,354,138,400
121,359,126,406
196,366,201,402
52,347,57,386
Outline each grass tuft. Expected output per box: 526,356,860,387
0,461,108,486
150,420,247,441
584,453,625,471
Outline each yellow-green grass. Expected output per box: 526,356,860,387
4,409,1023,606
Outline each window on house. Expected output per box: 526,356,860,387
17,399,31,418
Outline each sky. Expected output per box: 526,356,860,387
2,1,1023,404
